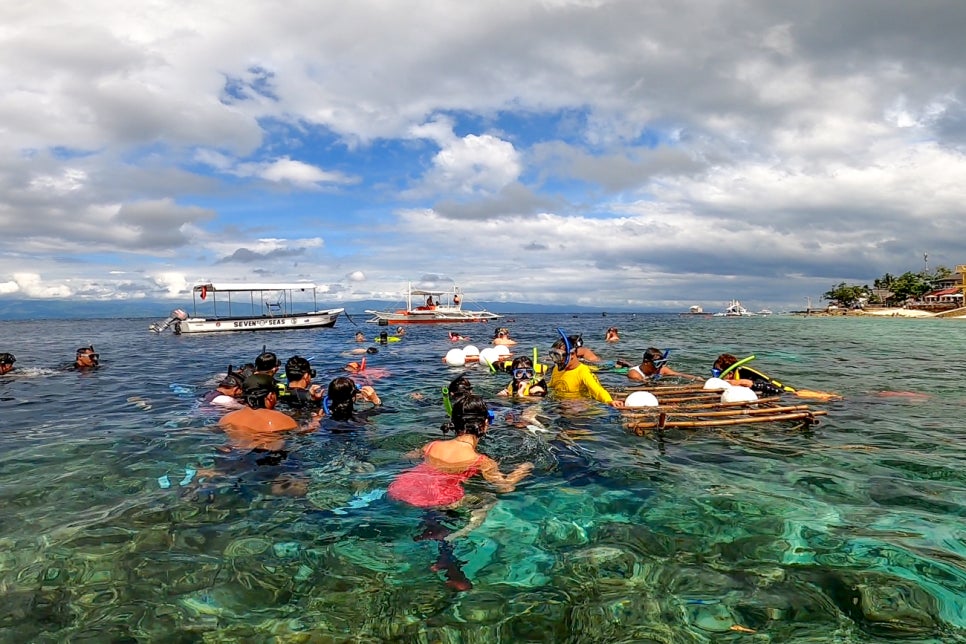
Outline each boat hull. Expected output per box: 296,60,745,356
366,308,500,324
174,309,344,334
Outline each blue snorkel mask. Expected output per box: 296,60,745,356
710,368,722,378
550,327,573,365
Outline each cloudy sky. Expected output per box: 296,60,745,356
2,0,964,312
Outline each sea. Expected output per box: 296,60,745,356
0,313,964,643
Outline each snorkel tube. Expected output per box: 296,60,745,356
441,387,453,416
716,354,756,379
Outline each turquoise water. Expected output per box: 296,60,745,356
1,313,964,642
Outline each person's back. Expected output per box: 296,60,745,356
220,382,298,451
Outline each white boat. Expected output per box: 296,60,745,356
365,281,500,325
713,299,756,317
757,309,774,316
150,282,344,334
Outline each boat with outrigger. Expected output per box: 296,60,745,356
365,281,500,325
150,282,344,334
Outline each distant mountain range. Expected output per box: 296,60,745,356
0,298,647,321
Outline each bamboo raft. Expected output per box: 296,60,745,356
616,384,828,435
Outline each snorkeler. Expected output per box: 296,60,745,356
278,355,323,410
0,352,15,375
320,376,382,425
498,355,547,398
387,395,533,589
71,346,100,371
547,335,621,407
711,353,841,401
624,347,700,382
604,327,620,343
492,327,517,346
201,367,245,409
219,379,299,451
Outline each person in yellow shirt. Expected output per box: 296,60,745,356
547,334,622,407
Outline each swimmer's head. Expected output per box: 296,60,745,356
218,368,245,390
448,374,474,399
711,353,739,378
285,355,315,382
75,346,99,366
354,331,366,342
549,337,576,366
447,394,492,437
242,379,277,409
325,376,359,421
510,356,534,381
255,351,279,372
366,347,378,354
0,352,15,374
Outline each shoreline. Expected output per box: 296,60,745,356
830,307,965,319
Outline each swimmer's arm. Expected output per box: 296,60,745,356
480,457,534,493
355,385,381,405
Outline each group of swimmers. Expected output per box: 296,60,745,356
0,346,101,374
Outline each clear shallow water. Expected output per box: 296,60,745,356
1,313,964,642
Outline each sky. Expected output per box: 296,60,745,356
2,0,965,313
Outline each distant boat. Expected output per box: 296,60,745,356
365,281,500,325
757,309,773,316
686,305,712,316
713,299,756,317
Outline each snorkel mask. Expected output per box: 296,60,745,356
550,328,573,365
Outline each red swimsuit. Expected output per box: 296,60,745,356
388,442,485,508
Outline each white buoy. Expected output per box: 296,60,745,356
494,345,511,358
478,347,499,368
624,391,660,407
462,345,480,358
444,348,466,366
721,386,758,403
703,377,731,391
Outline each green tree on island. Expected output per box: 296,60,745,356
822,283,868,308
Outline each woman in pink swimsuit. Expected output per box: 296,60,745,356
388,395,533,508
388,395,533,590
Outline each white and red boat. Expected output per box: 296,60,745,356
365,281,500,325
150,282,343,334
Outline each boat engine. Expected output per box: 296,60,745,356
150,309,188,334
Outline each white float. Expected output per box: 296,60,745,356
444,348,466,366
624,391,660,407
721,386,758,403
703,377,731,391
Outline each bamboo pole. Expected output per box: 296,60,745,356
628,411,826,432
622,404,813,419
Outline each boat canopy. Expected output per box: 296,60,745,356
193,282,318,293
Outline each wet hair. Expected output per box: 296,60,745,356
445,395,490,437
285,355,315,382
713,353,739,372
509,355,534,377
0,352,15,365
448,374,474,400
234,363,256,380
550,336,580,353
242,382,275,408
494,327,510,338
366,347,378,354
218,366,245,389
76,345,95,356
641,348,664,364
255,351,279,371
326,376,358,421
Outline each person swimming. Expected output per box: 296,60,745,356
498,356,547,398
322,376,381,424
547,334,620,407
604,327,620,343
0,352,15,375
71,346,100,371
387,395,533,588
624,347,700,382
